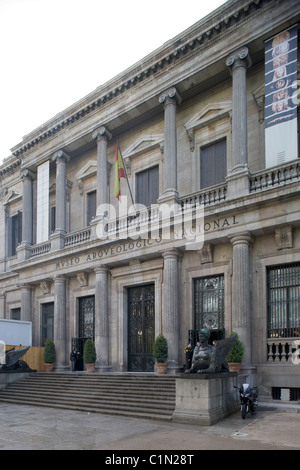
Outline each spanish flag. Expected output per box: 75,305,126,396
114,141,126,200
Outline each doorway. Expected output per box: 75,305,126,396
73,295,95,371
128,284,155,372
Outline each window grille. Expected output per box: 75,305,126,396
267,263,300,338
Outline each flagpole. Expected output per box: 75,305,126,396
116,138,135,207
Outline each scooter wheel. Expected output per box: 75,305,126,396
242,404,247,419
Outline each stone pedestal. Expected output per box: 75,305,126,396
172,373,239,425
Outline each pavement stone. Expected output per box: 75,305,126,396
0,402,299,451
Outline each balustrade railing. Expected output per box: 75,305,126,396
250,159,300,192
65,227,91,247
29,241,51,257
267,337,300,364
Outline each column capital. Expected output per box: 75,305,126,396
226,46,251,72
52,150,70,164
162,248,181,260
92,126,112,142
94,265,109,275
53,274,66,283
159,87,182,106
229,231,253,246
20,168,35,181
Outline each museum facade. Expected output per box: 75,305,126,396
0,0,300,401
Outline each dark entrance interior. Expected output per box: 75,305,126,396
128,284,155,372
72,295,95,371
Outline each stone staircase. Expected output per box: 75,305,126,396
0,372,176,421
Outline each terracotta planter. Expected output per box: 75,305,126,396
85,363,96,373
44,363,55,373
228,362,242,375
156,362,168,374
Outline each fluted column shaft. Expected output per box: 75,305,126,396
92,126,112,210
226,47,251,171
162,249,180,372
94,266,110,369
52,151,70,233
230,233,252,365
21,169,34,244
20,284,32,322
53,275,66,368
159,88,181,197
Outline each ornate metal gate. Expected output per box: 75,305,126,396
128,284,155,372
193,275,224,345
72,296,95,371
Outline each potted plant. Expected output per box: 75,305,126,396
153,334,168,374
44,339,56,372
83,339,97,373
226,331,245,375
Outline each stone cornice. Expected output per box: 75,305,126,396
9,0,286,158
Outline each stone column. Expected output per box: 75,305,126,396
158,87,181,202
20,284,32,322
229,232,252,367
162,250,181,373
94,266,110,371
53,275,67,369
226,47,251,197
52,150,70,233
92,126,112,211
20,169,34,244
0,291,6,319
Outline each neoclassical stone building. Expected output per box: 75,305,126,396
0,0,300,401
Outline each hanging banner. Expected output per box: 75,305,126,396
265,25,298,168
36,160,50,244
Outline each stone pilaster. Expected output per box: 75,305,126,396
226,47,251,198
229,232,253,367
20,284,32,322
158,87,181,203
53,275,67,369
92,126,112,211
162,249,181,373
94,265,111,371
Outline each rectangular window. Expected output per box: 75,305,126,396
87,190,96,226
200,138,227,189
11,308,21,320
267,263,300,338
136,165,159,208
50,206,56,234
41,302,54,346
7,211,22,257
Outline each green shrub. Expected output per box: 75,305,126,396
44,339,56,363
226,332,245,363
83,339,97,364
153,334,168,363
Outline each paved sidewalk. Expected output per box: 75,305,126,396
0,402,299,450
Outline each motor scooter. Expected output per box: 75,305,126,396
234,384,258,419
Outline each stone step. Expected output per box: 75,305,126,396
0,372,176,421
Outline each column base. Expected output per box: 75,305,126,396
17,242,31,261
50,230,65,251
226,166,250,199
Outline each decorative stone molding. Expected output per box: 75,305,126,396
184,102,232,152
199,243,213,264
40,281,51,295
77,271,89,287
75,160,111,195
275,225,293,250
122,135,164,176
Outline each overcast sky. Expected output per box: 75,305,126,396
0,0,226,164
